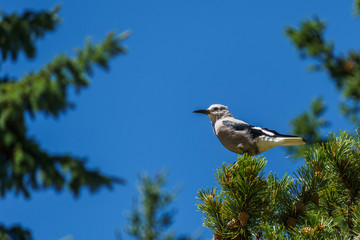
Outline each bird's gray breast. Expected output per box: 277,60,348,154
213,120,258,155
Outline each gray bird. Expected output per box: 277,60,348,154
193,104,306,155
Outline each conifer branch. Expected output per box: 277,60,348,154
0,7,128,199
197,129,360,239
0,5,61,61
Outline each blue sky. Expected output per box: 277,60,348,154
1,1,358,239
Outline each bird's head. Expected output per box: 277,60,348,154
193,104,233,124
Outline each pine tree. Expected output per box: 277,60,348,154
286,1,360,157
196,2,360,238
125,172,193,240
0,6,127,239
197,130,360,239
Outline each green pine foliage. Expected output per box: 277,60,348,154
355,0,360,16
197,130,360,239
286,16,360,125
287,97,328,158
0,6,127,239
0,6,61,61
125,172,192,240
0,6,127,199
0,225,31,240
286,0,360,158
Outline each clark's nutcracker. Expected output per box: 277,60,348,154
193,104,306,155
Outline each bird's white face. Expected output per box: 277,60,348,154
207,104,228,114
207,104,230,122
193,104,232,124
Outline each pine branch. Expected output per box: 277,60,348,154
287,97,329,159
355,0,360,16
0,5,61,61
197,129,360,239
125,172,192,240
0,224,32,240
0,31,128,198
286,17,360,125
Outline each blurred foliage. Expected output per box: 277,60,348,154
0,225,31,240
0,5,127,240
285,2,360,157
355,0,360,16
287,97,328,158
125,172,194,240
198,130,360,239
0,6,61,61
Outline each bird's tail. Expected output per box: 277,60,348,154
276,136,307,146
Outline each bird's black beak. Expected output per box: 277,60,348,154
193,109,210,115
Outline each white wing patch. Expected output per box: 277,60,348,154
252,127,275,136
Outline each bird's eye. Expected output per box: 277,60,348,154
214,107,219,111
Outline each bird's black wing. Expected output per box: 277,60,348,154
222,121,249,131
222,121,264,140
248,127,271,139
258,127,301,138
222,121,293,140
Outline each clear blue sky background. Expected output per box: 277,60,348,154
1,1,358,239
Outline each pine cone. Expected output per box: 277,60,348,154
227,219,240,228
300,189,311,202
344,60,355,71
295,202,305,213
316,223,325,232
225,173,231,185
300,226,313,236
314,171,323,179
212,232,222,240
205,190,217,205
205,194,214,205
238,212,250,227
312,193,319,205
312,159,320,171
354,235,360,240
286,217,297,227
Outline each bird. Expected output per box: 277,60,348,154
193,104,306,155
